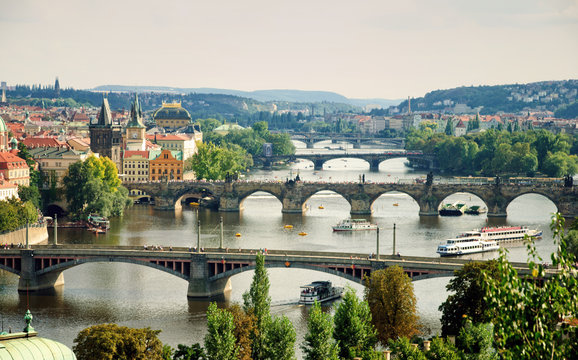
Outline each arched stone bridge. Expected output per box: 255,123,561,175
256,151,429,171
0,245,537,298
123,180,578,218
288,133,405,149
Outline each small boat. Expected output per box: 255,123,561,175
190,202,199,207
439,203,467,216
284,224,293,229
299,281,344,304
298,232,308,236
318,205,324,209
87,214,110,230
464,205,487,215
393,203,399,207
235,233,241,237
332,218,377,232
90,227,106,234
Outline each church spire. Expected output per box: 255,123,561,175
95,94,113,126
127,93,145,128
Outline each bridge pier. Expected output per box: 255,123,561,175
417,195,440,216
369,159,380,172
187,254,232,298
17,250,64,292
350,191,372,215
306,140,315,149
219,195,240,212
154,195,180,211
313,159,324,171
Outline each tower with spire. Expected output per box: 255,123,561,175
125,94,146,151
54,77,60,98
89,95,123,170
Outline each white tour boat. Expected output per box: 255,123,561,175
332,218,378,231
299,281,344,304
436,225,542,256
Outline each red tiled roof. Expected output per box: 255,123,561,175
0,151,28,170
124,151,149,158
22,137,68,148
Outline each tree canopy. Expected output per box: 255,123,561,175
62,155,130,219
301,301,339,360
73,324,164,360
0,198,38,233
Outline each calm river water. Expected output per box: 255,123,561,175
0,142,561,356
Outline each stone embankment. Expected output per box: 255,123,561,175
0,224,48,246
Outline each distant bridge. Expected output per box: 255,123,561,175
287,132,405,149
256,151,432,171
123,180,578,218
0,245,543,298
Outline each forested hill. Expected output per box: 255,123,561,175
395,80,578,117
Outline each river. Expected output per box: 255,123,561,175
0,142,561,356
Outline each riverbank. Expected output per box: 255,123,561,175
0,224,48,246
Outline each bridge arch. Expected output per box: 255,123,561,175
370,190,420,214
0,263,20,276
301,189,352,212
437,191,490,214
505,192,558,218
238,190,283,209
44,203,66,218
35,257,190,281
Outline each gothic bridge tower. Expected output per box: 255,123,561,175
90,96,123,170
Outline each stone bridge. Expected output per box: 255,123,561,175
256,151,429,171
289,133,405,149
123,180,578,218
0,245,537,298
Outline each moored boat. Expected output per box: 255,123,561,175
332,218,378,231
436,225,542,256
299,281,344,304
87,214,110,230
439,203,467,216
464,205,487,215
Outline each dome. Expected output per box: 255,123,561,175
153,102,192,120
0,335,77,360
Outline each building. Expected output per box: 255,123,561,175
29,147,90,186
125,94,147,152
0,151,29,186
122,150,149,183
0,310,76,360
89,97,122,170
0,115,9,151
146,133,198,161
0,174,18,201
213,121,244,136
455,119,467,136
153,102,193,129
22,137,68,149
149,149,183,181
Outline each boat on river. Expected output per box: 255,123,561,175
299,281,344,304
436,225,542,256
464,205,487,215
439,202,467,216
332,218,377,231
87,214,110,231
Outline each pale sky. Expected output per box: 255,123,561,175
1,0,577,99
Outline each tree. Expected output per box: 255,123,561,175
262,316,296,360
455,320,497,360
542,151,578,177
243,254,271,360
63,155,130,219
204,302,238,360
483,214,578,359
73,324,164,360
444,118,454,136
388,337,426,360
426,337,459,360
333,288,377,359
228,304,256,360
439,261,499,336
172,344,206,360
188,142,251,181
364,266,419,345
18,185,41,208
301,301,339,360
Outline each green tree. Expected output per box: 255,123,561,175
426,337,459,360
197,118,222,132
263,316,296,360
334,288,377,359
364,266,419,345
542,151,578,177
188,142,251,180
243,254,271,360
388,337,426,360
483,214,578,359
73,324,164,360
18,185,41,208
205,302,238,360
172,344,205,360
455,320,497,360
444,119,454,136
62,155,130,219
301,301,339,360
228,304,256,360
439,261,499,336
0,200,20,232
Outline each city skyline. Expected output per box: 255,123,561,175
1,0,577,100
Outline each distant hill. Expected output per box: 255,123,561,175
394,80,578,116
91,85,402,108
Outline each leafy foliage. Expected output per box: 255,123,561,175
62,155,130,219
172,343,206,360
0,198,38,232
228,304,256,360
204,302,238,360
425,337,459,360
455,320,497,360
187,142,252,180
483,214,578,359
301,301,339,360
439,261,499,336
387,337,427,360
243,253,271,360
364,266,420,345
333,288,377,359
73,323,164,360
263,315,296,360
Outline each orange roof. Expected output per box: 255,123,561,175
124,151,149,158
0,151,28,170
22,137,68,148
145,134,189,141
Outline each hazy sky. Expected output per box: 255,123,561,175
1,0,577,99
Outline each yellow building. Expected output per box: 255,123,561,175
153,102,192,129
122,151,149,183
149,149,183,181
